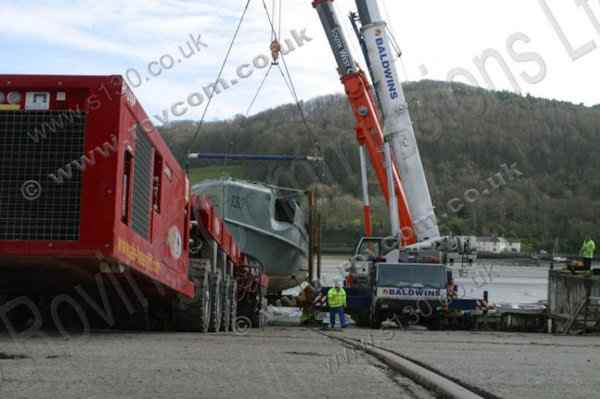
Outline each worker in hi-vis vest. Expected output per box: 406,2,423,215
327,281,348,328
580,237,596,271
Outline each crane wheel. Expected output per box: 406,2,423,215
353,312,370,328
370,308,383,330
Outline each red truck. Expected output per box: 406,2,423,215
0,75,267,334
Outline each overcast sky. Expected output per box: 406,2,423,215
2,0,599,125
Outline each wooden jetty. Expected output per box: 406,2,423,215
548,270,600,334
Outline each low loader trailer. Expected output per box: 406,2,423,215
0,75,267,333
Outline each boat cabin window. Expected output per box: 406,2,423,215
275,198,296,224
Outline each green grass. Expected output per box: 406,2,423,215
188,165,245,184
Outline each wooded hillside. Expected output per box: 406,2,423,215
158,80,600,253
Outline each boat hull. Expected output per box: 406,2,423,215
193,179,309,293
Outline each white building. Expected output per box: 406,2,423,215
476,237,522,254
506,239,522,253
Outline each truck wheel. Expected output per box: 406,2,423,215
425,318,442,331
220,277,231,332
174,266,210,332
354,312,370,328
370,309,383,330
229,280,238,332
208,271,222,332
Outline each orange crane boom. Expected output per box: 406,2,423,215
312,0,416,245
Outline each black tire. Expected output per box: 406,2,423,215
220,277,231,332
425,317,442,331
208,271,222,332
353,312,370,328
229,280,237,332
370,308,383,330
174,264,210,332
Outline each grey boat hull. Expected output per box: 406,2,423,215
193,179,308,293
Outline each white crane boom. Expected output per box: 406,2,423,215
355,0,440,242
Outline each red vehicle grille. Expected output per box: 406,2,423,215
131,125,153,240
0,111,86,241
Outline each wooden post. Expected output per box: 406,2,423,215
307,190,315,283
584,277,592,333
316,211,322,281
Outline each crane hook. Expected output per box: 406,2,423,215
270,39,281,65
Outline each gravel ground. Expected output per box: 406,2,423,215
0,327,433,399
3,324,596,399
340,327,600,399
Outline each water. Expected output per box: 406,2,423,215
312,255,549,307
452,262,548,306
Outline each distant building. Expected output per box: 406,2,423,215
477,237,502,253
476,236,522,254
506,239,522,253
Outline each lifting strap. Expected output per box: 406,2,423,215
187,0,252,166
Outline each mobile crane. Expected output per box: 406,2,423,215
312,0,479,328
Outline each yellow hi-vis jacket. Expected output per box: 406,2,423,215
581,239,596,259
327,287,347,308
